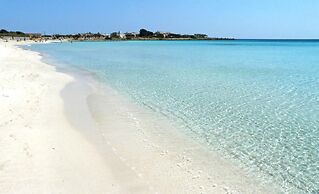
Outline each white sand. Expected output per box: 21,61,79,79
0,41,123,193
0,40,279,193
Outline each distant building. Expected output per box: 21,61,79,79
124,32,138,39
119,33,126,39
103,33,111,39
154,31,170,38
110,31,126,39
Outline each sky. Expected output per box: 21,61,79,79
0,0,318,39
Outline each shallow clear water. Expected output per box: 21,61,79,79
30,40,319,193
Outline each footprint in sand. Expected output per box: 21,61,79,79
23,143,32,158
9,134,17,141
0,161,9,171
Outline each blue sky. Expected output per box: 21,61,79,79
1,0,318,39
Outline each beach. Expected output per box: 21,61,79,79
0,40,279,194
0,41,126,193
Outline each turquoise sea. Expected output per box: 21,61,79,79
29,40,319,193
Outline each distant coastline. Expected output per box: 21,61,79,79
0,28,235,42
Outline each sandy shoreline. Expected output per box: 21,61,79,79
0,40,279,193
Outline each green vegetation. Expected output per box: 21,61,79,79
1,28,235,41
110,32,120,39
0,29,28,37
139,29,154,37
